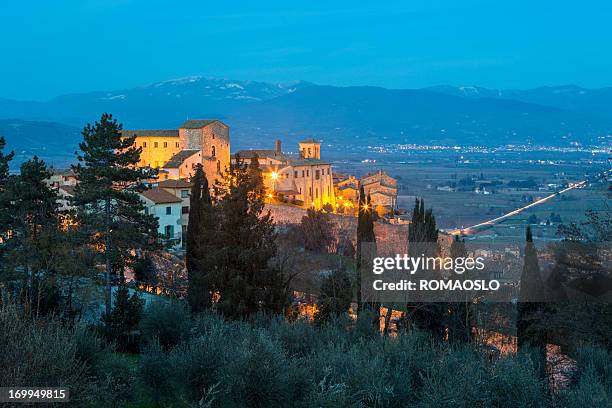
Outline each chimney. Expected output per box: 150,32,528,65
275,139,282,154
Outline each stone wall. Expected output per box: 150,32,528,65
266,203,409,255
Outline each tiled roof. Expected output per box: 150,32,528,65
157,179,193,189
288,158,330,166
180,119,218,129
121,129,179,137
299,138,320,144
140,188,182,204
163,150,200,168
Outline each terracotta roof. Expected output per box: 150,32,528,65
157,179,193,189
140,188,182,204
121,129,179,137
180,119,218,129
288,158,330,166
164,150,200,168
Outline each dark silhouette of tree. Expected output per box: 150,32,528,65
314,267,352,324
516,226,546,376
355,185,379,327
186,164,217,312
212,156,288,318
300,208,335,252
72,113,159,325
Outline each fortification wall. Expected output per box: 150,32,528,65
266,203,409,255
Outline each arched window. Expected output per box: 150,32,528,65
217,160,221,174
212,146,216,157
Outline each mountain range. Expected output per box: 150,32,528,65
1,77,611,168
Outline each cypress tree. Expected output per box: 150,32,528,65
186,164,216,312
355,185,379,326
403,198,445,338
72,113,159,324
517,226,546,370
213,156,284,318
447,235,472,343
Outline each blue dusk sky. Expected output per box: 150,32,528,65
1,0,611,100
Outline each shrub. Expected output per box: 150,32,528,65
139,299,191,349
139,340,177,406
0,305,94,406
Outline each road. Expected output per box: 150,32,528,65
446,169,610,237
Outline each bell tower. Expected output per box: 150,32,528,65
298,138,320,159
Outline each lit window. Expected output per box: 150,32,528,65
164,142,168,148
294,171,298,178
212,146,216,157
143,142,147,148
154,142,158,148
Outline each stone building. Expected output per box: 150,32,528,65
122,119,230,184
139,188,183,250
233,139,335,209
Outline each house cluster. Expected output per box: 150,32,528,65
46,119,398,251
334,170,398,216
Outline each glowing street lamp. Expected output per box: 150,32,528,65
271,171,279,180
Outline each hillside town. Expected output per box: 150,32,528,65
47,119,398,250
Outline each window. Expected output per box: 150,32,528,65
217,160,221,174
285,173,289,179
143,142,147,148
315,188,318,198
294,171,298,178
302,170,305,177
327,168,330,175
180,190,189,198
144,207,149,215
154,142,158,148
163,142,168,148
212,146,216,157
309,187,312,196
176,142,180,148
308,148,312,156
306,170,309,177
182,206,189,214
164,225,174,239
315,170,320,180
166,206,172,215
299,187,302,194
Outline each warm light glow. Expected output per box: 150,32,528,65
343,202,349,207
311,201,315,206
271,171,279,180
267,193,273,198
362,204,369,210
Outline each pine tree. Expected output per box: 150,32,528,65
186,164,216,312
355,186,379,327
213,156,285,318
104,284,144,351
517,226,546,370
2,157,62,316
72,113,159,324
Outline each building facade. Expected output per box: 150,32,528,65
122,119,230,184
233,139,335,209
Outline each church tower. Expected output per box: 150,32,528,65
299,138,320,159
